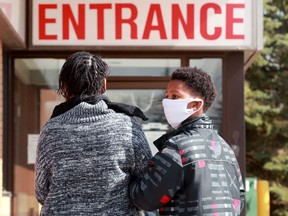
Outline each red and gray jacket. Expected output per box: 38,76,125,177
130,114,245,216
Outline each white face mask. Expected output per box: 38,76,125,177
162,98,203,129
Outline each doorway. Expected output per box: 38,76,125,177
6,55,222,215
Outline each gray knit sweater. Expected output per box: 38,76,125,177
35,100,152,215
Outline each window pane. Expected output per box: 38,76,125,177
104,58,180,76
105,89,167,155
15,58,63,88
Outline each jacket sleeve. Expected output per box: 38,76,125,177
34,129,52,205
237,166,245,212
130,146,184,211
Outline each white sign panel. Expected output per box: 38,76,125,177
32,0,254,48
27,134,39,164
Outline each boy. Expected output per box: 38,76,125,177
130,67,245,216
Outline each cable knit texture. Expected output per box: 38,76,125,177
35,100,152,216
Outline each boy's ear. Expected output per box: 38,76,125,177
187,100,201,109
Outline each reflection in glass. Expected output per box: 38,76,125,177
14,58,181,88
105,89,168,155
105,58,180,77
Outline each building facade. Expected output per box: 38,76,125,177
0,0,263,215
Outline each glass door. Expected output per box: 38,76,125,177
105,89,168,155
9,56,222,215
10,57,180,215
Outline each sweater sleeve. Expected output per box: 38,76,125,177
34,128,52,205
130,145,184,211
130,118,153,177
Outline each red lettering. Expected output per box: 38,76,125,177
115,4,137,39
143,4,167,39
90,4,112,40
226,4,245,39
200,3,221,40
62,4,85,40
36,2,246,43
172,4,194,39
39,4,57,40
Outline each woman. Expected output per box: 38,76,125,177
35,51,152,215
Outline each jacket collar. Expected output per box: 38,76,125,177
153,114,213,151
50,94,148,121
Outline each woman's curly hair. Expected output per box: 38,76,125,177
171,67,217,112
58,51,110,99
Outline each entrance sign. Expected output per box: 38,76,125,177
32,0,261,49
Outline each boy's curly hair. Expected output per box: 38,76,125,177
171,67,217,112
58,51,110,99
